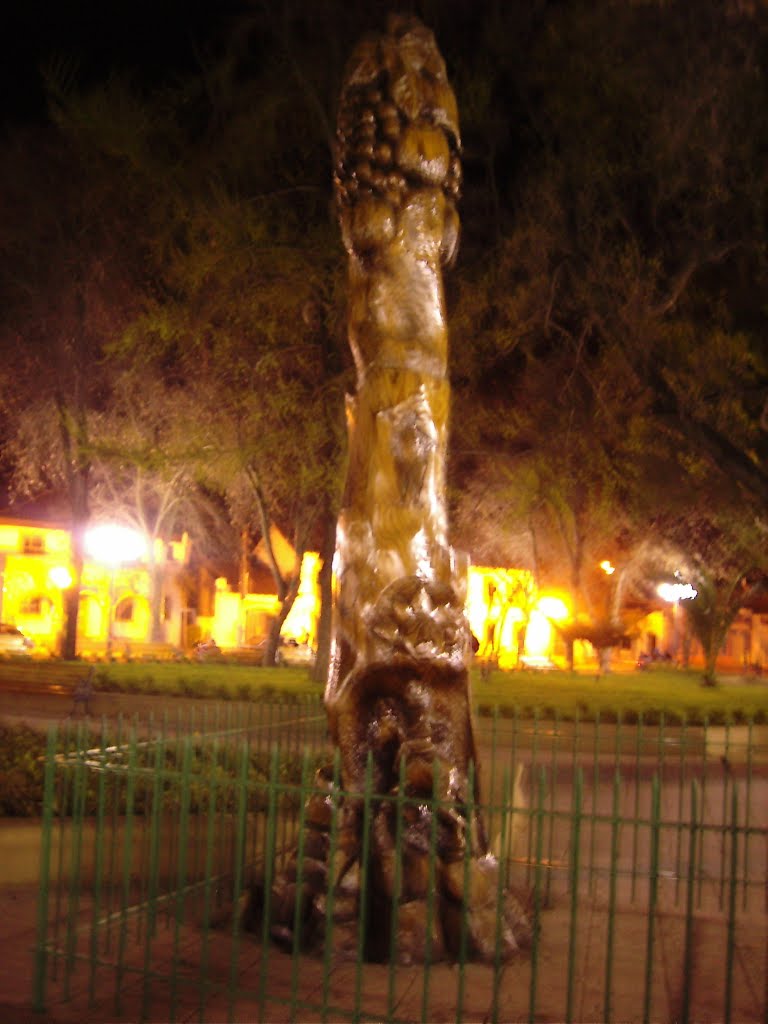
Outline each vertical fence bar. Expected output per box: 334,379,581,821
642,775,661,1024
258,746,281,1024
679,780,699,1024
115,734,139,1019
322,750,342,1024
63,734,87,999
420,761,440,1024
589,712,601,895
226,741,250,1024
289,752,312,1021
526,706,541,891
490,765,512,1024
51,731,71,979
88,744,108,1008
354,753,375,1023
723,786,739,1024
697,715,709,908
719,716,732,911
565,768,583,1023
631,712,644,902
455,759,475,1024
613,710,623,773
673,713,688,906
32,727,58,1014
488,705,499,844
170,738,194,1023
545,709,559,906
657,712,666,784
742,715,753,912
140,736,166,1022
197,735,219,1022
528,767,546,1024
602,771,622,1024
387,755,407,1023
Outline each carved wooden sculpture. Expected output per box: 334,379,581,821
255,14,529,964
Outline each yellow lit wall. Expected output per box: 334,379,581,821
0,518,189,656
465,566,536,667
211,552,321,648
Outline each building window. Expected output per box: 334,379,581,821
22,535,45,555
20,596,49,616
115,598,134,622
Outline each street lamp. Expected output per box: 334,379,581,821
657,580,697,662
85,525,147,659
657,582,697,603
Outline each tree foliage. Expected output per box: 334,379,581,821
0,0,766,676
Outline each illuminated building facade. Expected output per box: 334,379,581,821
0,517,191,657
0,514,763,670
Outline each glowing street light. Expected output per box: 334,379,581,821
657,582,697,603
48,566,73,590
536,596,570,621
85,525,147,658
86,525,147,567
656,579,696,663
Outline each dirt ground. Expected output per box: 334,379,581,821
3,872,766,1024
2,693,766,1022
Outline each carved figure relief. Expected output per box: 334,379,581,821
249,14,530,965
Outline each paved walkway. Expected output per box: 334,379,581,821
1,695,766,1022
3,873,766,1023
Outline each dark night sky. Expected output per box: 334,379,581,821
4,0,243,124
3,1,477,126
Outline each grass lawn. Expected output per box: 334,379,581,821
473,666,768,724
0,658,766,723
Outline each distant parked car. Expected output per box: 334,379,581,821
0,623,34,656
276,637,315,667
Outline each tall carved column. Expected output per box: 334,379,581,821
322,14,530,962
247,15,529,965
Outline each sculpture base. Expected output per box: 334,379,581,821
243,672,533,965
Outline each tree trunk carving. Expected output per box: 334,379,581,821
250,14,530,964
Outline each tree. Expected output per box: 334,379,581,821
447,0,768,674
0,122,144,656
656,500,768,684
86,374,224,642
39,23,353,667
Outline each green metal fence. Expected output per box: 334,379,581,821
32,702,768,1023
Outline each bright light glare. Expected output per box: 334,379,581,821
525,610,552,656
657,582,697,603
48,566,73,589
600,560,616,575
536,596,569,621
86,525,147,566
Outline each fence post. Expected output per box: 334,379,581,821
32,727,59,1013
528,766,547,1024
354,752,375,1022
565,767,583,1023
115,733,139,1018
455,758,475,1024
603,770,623,1024
724,786,739,1024
680,780,699,1024
226,740,250,1024
322,749,342,1024
387,754,408,1021
642,775,661,1024
257,745,281,1022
